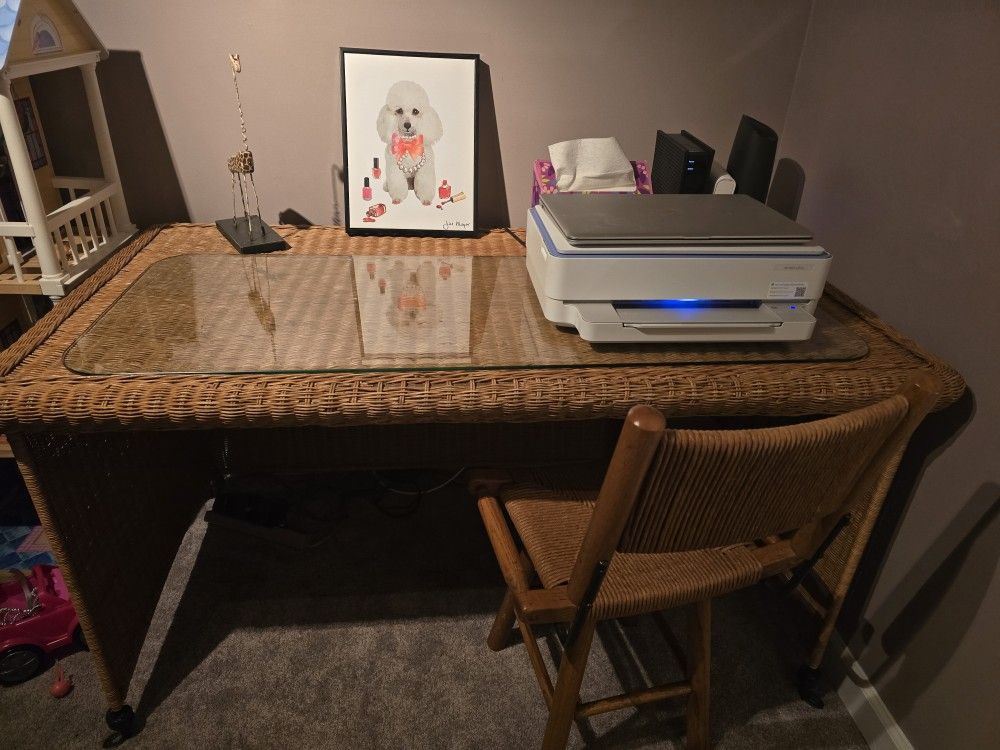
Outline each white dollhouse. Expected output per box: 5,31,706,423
0,0,133,300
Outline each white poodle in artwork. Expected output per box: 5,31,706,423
376,80,443,205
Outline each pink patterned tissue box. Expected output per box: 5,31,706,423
530,159,652,207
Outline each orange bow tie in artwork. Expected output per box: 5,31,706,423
391,133,424,160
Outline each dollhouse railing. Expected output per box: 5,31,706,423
0,176,130,296
46,178,122,270
0,221,34,288
52,175,107,201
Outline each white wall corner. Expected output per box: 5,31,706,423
827,634,914,750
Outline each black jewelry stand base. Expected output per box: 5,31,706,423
215,216,288,254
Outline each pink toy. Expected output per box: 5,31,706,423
0,565,82,685
50,664,73,698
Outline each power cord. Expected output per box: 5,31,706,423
371,466,466,496
368,467,466,518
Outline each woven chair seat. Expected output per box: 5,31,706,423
502,477,764,620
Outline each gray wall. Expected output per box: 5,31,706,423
779,4,1000,748
63,0,810,227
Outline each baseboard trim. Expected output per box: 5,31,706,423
828,635,913,750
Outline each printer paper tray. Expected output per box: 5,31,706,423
614,303,783,328
551,301,820,342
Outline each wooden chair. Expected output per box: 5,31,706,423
475,374,941,749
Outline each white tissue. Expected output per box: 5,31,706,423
548,138,637,193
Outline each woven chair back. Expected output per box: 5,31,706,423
617,395,909,554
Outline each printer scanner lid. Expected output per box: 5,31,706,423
539,193,813,247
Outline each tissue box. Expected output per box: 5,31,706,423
530,159,652,208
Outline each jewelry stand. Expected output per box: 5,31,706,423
215,53,288,254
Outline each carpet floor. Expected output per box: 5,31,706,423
1,479,866,748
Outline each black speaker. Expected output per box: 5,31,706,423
726,115,778,202
651,130,715,194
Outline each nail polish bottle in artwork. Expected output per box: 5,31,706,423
438,180,451,200
372,158,381,178
362,177,372,201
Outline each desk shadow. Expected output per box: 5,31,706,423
135,479,864,747
860,482,999,721
837,388,975,639
134,476,502,718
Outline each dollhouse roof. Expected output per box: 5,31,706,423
0,0,104,73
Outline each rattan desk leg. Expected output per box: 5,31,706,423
9,431,217,739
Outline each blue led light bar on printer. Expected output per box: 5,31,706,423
616,299,762,310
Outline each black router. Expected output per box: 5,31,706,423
651,130,715,194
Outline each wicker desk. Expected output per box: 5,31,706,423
0,225,964,733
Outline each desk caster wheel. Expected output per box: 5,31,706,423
797,665,824,709
104,704,135,746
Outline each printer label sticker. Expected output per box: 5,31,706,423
768,281,807,299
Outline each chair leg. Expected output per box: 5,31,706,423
542,617,597,750
686,599,711,750
797,591,846,709
488,550,539,651
487,589,518,651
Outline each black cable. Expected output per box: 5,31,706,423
368,471,421,517
367,467,464,518
371,467,466,496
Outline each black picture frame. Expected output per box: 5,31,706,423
340,47,480,237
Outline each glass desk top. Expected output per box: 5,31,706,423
63,255,867,375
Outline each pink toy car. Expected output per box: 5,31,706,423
0,565,82,685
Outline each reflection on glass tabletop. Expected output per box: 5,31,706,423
63,255,866,375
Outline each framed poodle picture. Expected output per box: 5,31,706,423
341,48,478,236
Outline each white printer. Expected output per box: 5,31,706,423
526,194,831,343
